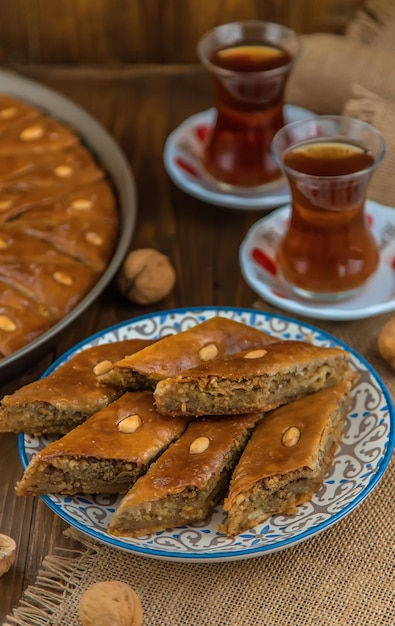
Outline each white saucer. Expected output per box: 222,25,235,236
163,105,315,211
239,200,395,321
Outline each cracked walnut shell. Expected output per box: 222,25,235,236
117,248,176,305
0,534,16,576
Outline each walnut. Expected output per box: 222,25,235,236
0,534,16,577
117,248,176,305
378,317,395,369
78,580,143,626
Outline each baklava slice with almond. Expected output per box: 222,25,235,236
16,390,189,496
97,316,279,391
0,338,153,435
154,341,357,417
222,381,352,537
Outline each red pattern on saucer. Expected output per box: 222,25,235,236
195,124,210,142
175,123,211,179
251,247,277,276
175,157,199,179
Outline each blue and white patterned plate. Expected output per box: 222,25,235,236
18,307,394,562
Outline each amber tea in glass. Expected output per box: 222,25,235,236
197,21,300,191
271,116,386,300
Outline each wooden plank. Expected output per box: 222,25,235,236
0,0,363,66
161,0,260,64
0,0,34,65
35,0,162,64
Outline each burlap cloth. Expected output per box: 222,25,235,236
4,3,395,624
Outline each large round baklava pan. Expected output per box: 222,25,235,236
0,70,137,381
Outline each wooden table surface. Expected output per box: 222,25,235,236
0,65,393,622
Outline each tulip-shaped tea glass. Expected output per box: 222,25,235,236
197,21,300,191
271,115,386,301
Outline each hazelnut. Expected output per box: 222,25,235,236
378,317,395,369
0,534,16,576
117,248,176,305
78,580,143,626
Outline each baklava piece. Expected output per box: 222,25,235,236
0,146,106,222
0,114,79,160
107,412,261,538
16,391,190,496
0,95,42,135
0,280,53,357
0,252,100,320
97,316,279,390
0,144,104,188
222,381,352,537
14,181,120,272
0,338,153,435
154,340,356,417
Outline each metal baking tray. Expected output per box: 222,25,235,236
0,69,137,382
